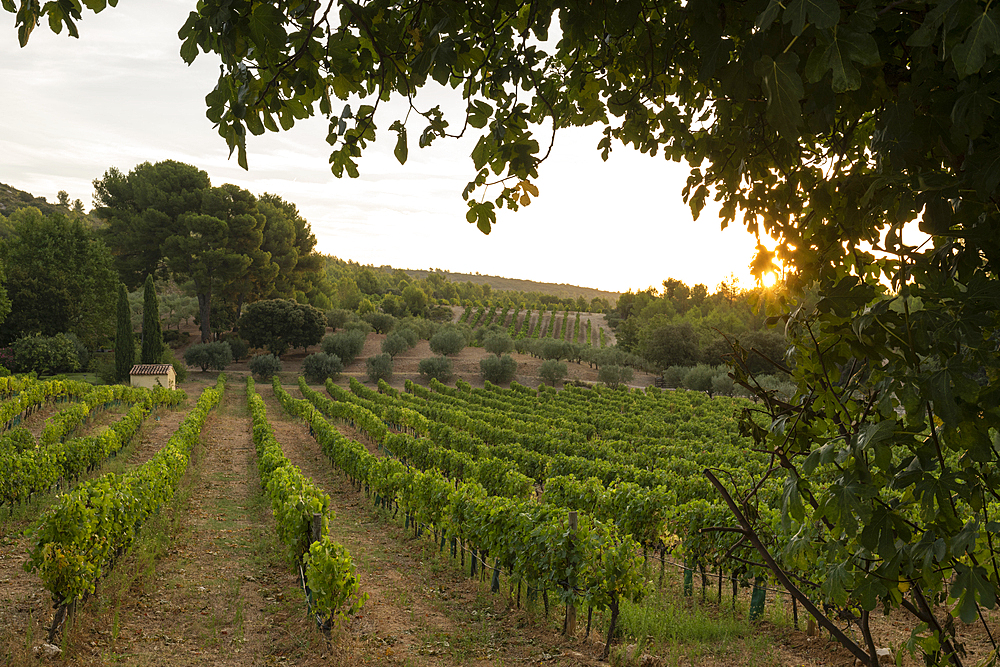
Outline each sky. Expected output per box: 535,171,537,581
0,0,775,296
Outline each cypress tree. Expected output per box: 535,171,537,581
141,274,164,364
115,284,135,382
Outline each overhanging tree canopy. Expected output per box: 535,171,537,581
9,1,1000,664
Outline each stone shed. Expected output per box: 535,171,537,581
130,364,176,390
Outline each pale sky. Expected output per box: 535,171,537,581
0,0,773,295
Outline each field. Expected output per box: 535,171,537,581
1,333,994,667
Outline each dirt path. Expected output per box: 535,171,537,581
51,385,339,667
256,382,606,666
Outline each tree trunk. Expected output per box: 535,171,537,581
197,288,212,343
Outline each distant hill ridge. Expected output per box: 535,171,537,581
0,182,64,217
402,268,619,304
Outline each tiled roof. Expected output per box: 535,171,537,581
130,364,174,375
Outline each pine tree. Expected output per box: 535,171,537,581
115,284,135,382
141,275,164,364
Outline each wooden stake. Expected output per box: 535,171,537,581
566,511,578,637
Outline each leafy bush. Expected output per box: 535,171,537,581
342,320,372,335
63,333,91,371
363,312,396,334
429,328,466,356
184,341,233,371
711,372,735,397
365,353,393,383
395,327,420,347
483,332,514,356
662,365,688,388
480,354,517,385
418,356,453,382
162,347,188,383
249,353,283,380
539,359,567,386
321,330,367,365
326,308,353,330
597,364,633,389
681,364,715,394
13,334,80,375
238,299,326,356
381,333,411,358
303,353,344,383
221,333,250,361
541,339,571,361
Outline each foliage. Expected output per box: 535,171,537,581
93,162,327,343
681,364,715,395
363,312,396,334
483,332,514,357
302,352,344,383
597,365,633,390
115,285,135,383
365,353,393,384
321,330,366,366
140,274,164,365
0,208,115,348
429,328,466,356
395,326,420,347
325,308,353,330
479,354,517,386
303,538,367,626
183,341,233,372
161,347,187,383
249,353,283,380
381,332,411,359
26,377,223,606
538,360,567,387
418,356,453,383
13,334,80,375
220,333,250,361
238,299,325,357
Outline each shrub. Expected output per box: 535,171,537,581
681,364,715,394
161,347,188,383
597,364,633,389
711,372,735,397
429,328,466,356
396,327,420,348
381,333,411,358
538,359,567,386
303,352,344,382
321,330,367,365
249,353,283,380
483,332,514,356
365,353,393,383
13,334,80,375
541,339,571,361
662,365,688,388
184,341,233,371
363,312,397,334
221,334,250,361
238,299,326,356
343,320,373,335
326,308,353,330
480,354,517,385
63,332,91,370
418,356,453,382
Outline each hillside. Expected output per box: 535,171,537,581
0,182,64,217
402,268,619,304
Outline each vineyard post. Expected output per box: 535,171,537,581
566,510,578,637
311,513,322,545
